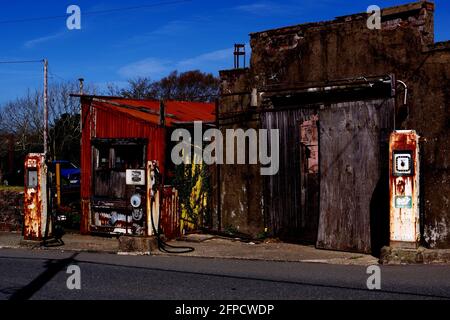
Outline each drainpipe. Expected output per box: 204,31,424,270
215,98,221,231
396,80,408,130
397,80,408,105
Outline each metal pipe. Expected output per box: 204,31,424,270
56,162,61,208
215,99,221,231
396,80,408,106
395,80,408,130
78,78,84,95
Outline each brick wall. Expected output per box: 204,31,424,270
0,190,23,232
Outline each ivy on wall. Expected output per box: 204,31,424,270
173,160,211,234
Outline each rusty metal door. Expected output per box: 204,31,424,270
316,99,394,253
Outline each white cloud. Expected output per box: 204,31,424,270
233,1,306,16
151,20,190,36
24,31,66,48
118,58,171,79
121,20,191,46
177,47,234,69
118,44,250,79
234,2,277,13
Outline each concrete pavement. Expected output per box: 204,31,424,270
152,236,378,265
0,232,378,266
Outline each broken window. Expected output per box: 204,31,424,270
113,145,145,170
92,139,147,199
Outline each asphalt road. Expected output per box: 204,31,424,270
0,248,449,300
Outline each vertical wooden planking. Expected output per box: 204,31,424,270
317,98,394,253
261,106,320,243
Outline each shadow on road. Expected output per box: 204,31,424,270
8,252,78,300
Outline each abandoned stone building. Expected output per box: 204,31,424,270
213,1,450,253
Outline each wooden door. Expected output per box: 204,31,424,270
316,99,393,253
262,107,320,244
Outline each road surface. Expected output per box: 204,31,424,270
0,248,449,300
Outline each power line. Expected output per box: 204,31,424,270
0,0,191,25
48,67,67,82
0,60,43,64
0,60,68,82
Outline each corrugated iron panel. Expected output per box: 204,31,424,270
93,106,166,169
80,101,93,234
160,187,180,239
165,100,216,123
101,98,215,125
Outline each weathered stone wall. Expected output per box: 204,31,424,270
419,46,450,248
218,1,450,248
0,190,23,232
215,69,265,236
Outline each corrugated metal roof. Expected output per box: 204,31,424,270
86,96,215,126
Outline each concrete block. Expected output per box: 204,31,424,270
118,236,158,254
380,246,450,264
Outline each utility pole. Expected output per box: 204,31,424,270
43,59,48,155
78,78,84,95
79,78,84,153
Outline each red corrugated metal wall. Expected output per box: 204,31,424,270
80,99,166,234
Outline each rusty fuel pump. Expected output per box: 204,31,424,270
389,130,420,249
24,154,65,245
24,154,51,241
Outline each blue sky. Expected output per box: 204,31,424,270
0,0,449,104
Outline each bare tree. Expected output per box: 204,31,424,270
0,80,96,165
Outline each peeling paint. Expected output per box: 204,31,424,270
425,218,449,248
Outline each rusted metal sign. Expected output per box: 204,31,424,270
300,114,319,174
389,130,420,248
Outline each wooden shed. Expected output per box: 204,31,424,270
77,95,215,238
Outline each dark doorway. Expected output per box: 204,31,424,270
261,106,320,244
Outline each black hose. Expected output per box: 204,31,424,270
149,190,194,254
